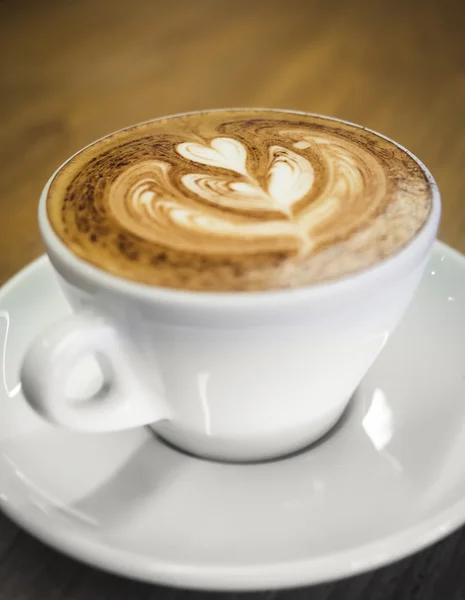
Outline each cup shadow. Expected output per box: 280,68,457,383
55,392,363,528
58,437,189,528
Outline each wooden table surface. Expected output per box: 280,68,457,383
1,0,465,598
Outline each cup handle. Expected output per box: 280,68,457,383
20,312,171,432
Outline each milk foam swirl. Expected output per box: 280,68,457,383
109,133,385,256
47,110,432,291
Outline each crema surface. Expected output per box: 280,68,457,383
47,110,432,291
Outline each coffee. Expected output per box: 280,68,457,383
47,109,433,292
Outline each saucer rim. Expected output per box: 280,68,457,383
1,239,465,591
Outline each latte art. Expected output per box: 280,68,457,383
47,110,433,291
110,138,320,254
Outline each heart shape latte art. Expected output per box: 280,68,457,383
109,134,385,256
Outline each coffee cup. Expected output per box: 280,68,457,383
20,110,441,462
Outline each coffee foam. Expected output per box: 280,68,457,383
47,110,433,291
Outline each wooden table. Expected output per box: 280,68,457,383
1,0,464,597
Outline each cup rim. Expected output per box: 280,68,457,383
39,107,441,309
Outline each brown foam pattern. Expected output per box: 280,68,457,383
47,110,432,291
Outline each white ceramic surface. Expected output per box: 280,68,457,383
1,242,465,590
19,123,440,461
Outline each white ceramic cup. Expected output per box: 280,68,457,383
20,115,441,462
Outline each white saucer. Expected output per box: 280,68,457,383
1,242,465,591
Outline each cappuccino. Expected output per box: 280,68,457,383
47,109,433,291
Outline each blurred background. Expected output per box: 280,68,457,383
1,0,464,284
